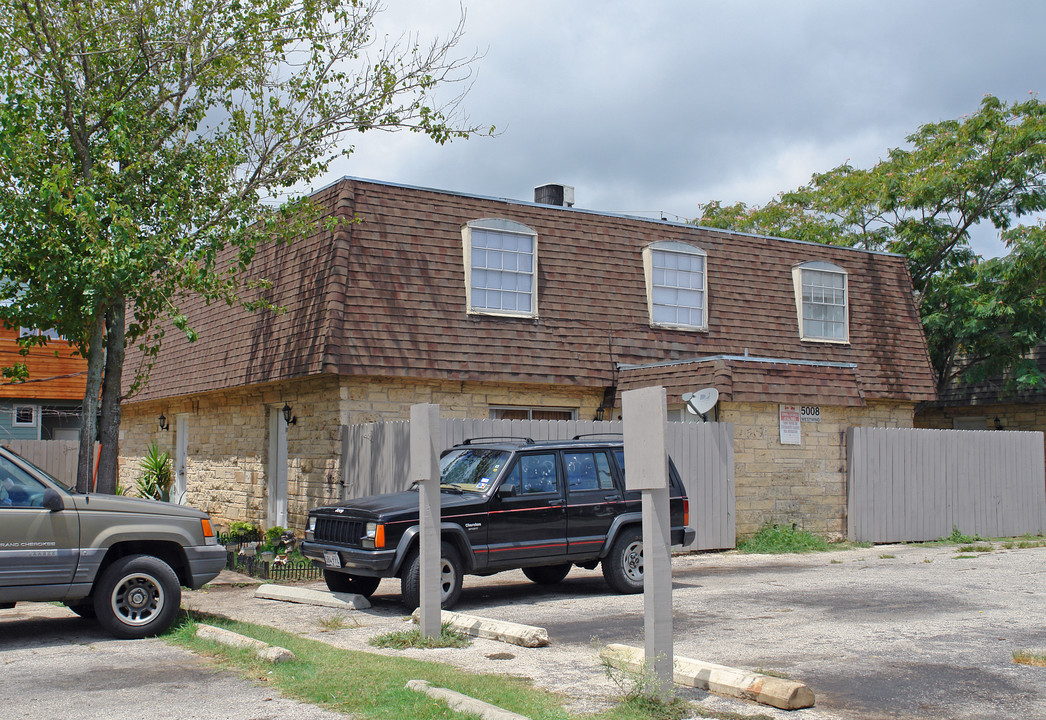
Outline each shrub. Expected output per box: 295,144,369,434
737,523,831,554
136,442,172,502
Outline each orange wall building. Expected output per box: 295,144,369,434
0,325,87,440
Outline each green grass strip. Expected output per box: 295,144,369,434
167,613,706,720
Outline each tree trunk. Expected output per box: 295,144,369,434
76,310,107,493
96,298,125,495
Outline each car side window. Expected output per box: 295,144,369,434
502,452,557,495
614,450,626,484
565,451,614,491
0,457,48,508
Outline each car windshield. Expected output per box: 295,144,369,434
1,448,74,493
438,448,510,493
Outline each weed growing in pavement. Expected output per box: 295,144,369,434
317,613,358,631
958,544,993,553
1017,539,1046,549
879,554,896,559
368,623,470,650
737,524,832,553
946,527,983,544
1013,649,1046,667
595,640,690,720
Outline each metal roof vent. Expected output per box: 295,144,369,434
534,183,574,207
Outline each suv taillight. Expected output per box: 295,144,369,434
683,498,690,527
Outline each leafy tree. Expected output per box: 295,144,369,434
696,95,1046,394
0,0,487,493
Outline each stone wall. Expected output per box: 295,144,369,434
120,375,344,533
915,402,1046,434
119,374,915,541
339,376,603,424
722,400,915,539
120,375,604,533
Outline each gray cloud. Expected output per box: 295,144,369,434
325,1,1046,256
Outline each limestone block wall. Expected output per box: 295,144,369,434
120,371,915,542
120,375,343,533
339,376,604,424
120,374,605,533
916,403,1046,434
721,400,915,539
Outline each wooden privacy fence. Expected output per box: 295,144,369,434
2,439,81,484
847,427,1046,543
341,418,736,550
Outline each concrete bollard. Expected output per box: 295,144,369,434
601,644,815,710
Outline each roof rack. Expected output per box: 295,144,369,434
571,433,624,440
460,436,535,445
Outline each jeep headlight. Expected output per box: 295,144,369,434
305,515,317,540
361,522,385,549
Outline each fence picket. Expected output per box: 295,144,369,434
341,418,735,551
847,428,1045,543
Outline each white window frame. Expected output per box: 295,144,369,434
793,261,849,343
488,406,577,421
18,327,64,341
462,218,538,318
12,404,38,428
642,241,708,331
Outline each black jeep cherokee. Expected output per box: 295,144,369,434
302,436,695,609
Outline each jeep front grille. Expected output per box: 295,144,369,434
314,516,364,547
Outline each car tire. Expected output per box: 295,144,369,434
65,601,96,619
522,563,572,585
400,541,463,611
323,569,381,597
602,528,644,594
92,554,181,639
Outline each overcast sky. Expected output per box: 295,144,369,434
316,1,1046,258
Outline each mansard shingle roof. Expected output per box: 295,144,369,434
129,177,936,405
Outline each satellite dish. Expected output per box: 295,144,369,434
682,388,719,418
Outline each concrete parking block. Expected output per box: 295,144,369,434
406,679,530,720
255,584,371,609
411,608,550,648
601,643,815,710
196,624,296,663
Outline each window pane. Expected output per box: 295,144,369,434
801,268,846,340
650,249,705,328
595,453,614,489
470,227,536,313
520,454,557,494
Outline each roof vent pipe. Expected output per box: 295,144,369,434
534,183,574,207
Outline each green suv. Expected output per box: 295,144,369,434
0,446,226,638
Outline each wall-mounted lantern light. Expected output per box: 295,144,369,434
282,403,297,426
158,412,169,432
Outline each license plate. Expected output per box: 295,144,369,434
323,550,341,568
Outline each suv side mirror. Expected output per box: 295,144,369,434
496,485,517,499
42,488,64,512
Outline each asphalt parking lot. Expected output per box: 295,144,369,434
6,542,1046,719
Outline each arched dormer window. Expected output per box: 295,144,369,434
642,241,708,331
793,261,848,342
462,219,538,318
